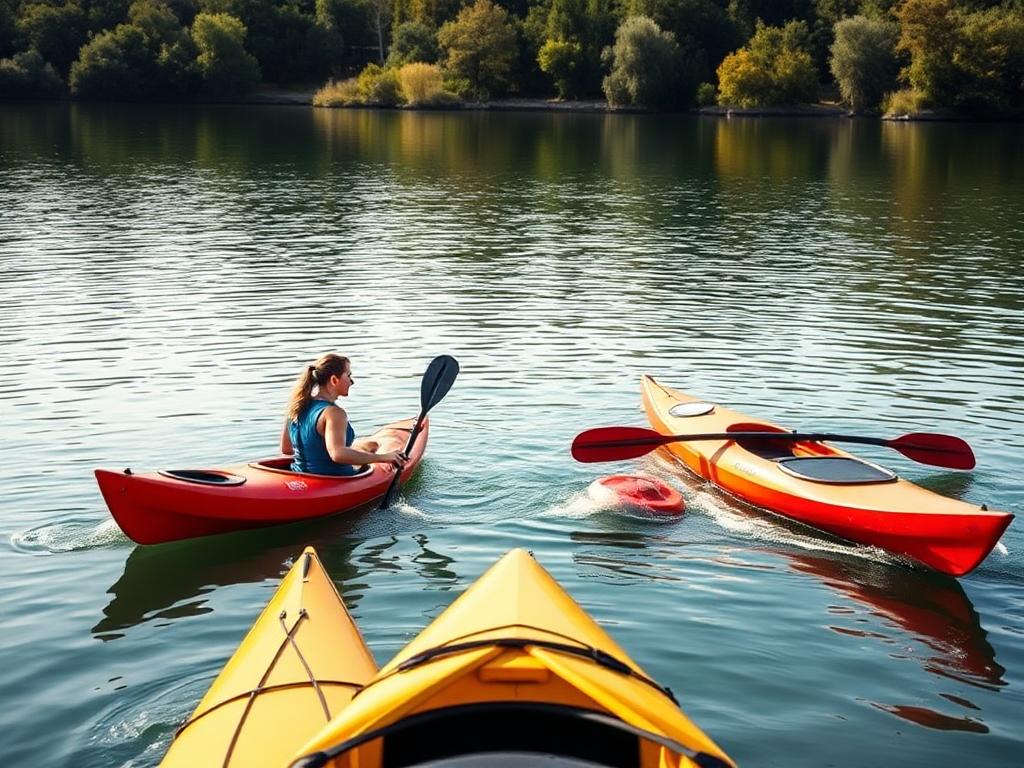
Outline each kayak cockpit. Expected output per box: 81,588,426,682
157,469,246,486
290,702,731,768
250,457,374,479
724,423,898,484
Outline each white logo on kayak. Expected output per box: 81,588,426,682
286,480,308,491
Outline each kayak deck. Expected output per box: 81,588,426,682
160,548,377,768
641,375,1012,576
95,418,427,545
290,548,733,768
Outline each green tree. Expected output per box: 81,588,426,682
199,0,336,83
829,14,898,111
437,0,516,98
602,14,684,108
894,0,961,105
16,1,89,76
192,11,260,94
70,0,196,98
538,37,581,97
1,0,17,58
542,0,615,95
516,0,551,94
956,5,1024,112
0,48,65,97
628,0,741,77
70,24,153,98
716,19,818,106
388,19,439,66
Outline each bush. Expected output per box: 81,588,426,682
398,62,456,105
696,80,716,105
355,62,402,105
829,15,898,113
313,76,360,106
437,0,517,99
716,20,818,107
388,21,440,67
882,86,924,116
0,48,64,97
191,12,260,96
538,38,582,99
601,16,684,108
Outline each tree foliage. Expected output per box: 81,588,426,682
437,0,516,98
0,47,63,96
388,20,439,66
192,11,259,94
829,14,898,111
16,1,88,76
716,19,818,106
602,15,686,108
896,0,1024,111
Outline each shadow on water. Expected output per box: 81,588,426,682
785,550,1006,693
91,513,370,640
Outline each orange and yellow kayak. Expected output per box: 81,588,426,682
161,548,734,768
642,375,1012,576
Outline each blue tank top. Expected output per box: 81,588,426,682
289,400,358,476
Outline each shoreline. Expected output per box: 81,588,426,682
12,88,1021,121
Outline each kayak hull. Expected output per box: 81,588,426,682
290,548,734,768
160,547,378,768
96,418,427,545
641,376,1012,576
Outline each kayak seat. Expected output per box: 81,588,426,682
380,703,637,768
776,456,897,484
250,458,374,479
727,422,797,460
158,469,246,486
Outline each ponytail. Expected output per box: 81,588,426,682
286,353,350,422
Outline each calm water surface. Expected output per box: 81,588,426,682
1,104,1022,767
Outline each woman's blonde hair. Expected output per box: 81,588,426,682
286,353,350,422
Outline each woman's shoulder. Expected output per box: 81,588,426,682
321,402,348,419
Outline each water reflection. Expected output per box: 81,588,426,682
93,518,365,640
786,551,1005,690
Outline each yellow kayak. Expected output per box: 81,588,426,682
289,548,734,768
160,548,378,768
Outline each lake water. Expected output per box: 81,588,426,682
1,103,1022,767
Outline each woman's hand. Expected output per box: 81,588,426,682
376,450,408,469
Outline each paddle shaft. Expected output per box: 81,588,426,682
597,431,934,451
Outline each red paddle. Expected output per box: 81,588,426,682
571,426,976,470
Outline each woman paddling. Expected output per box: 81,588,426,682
282,353,407,475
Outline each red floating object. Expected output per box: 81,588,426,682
587,475,685,516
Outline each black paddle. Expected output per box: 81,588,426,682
571,426,976,470
380,355,460,509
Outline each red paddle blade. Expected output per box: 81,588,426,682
571,426,667,463
890,433,976,470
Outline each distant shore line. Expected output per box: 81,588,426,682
241,89,1019,121
24,89,1017,122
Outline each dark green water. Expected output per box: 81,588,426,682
1,104,1022,767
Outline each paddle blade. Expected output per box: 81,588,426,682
571,426,667,463
890,433,976,470
420,355,460,413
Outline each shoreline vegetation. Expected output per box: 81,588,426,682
1,0,1021,120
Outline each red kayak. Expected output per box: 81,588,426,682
588,475,685,516
95,418,427,545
